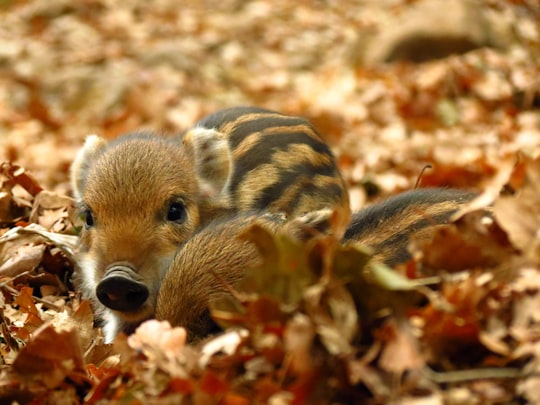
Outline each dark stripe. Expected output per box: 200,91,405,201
194,106,274,130
194,107,318,149
289,182,346,213
370,210,458,253
228,132,334,194
248,161,337,204
227,116,317,149
343,188,475,241
253,172,343,213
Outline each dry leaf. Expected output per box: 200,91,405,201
378,318,424,374
12,323,86,388
0,243,45,277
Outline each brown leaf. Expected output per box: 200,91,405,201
304,281,357,356
29,190,76,232
221,393,251,405
0,190,13,223
84,365,122,402
0,310,22,355
284,314,316,375
412,211,514,273
509,268,540,343
0,162,43,197
451,156,515,220
12,323,86,389
378,318,424,374
168,377,195,394
494,157,540,261
415,274,499,364
199,370,229,396
238,224,318,307
71,300,98,351
13,286,41,319
0,243,45,278
127,319,187,361
244,296,287,326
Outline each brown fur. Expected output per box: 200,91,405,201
72,134,202,340
155,188,476,341
155,211,321,340
71,107,350,342
342,188,476,265
187,107,350,230
155,215,265,339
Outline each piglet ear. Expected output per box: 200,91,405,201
183,127,232,200
70,135,108,200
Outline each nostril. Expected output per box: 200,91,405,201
96,274,149,312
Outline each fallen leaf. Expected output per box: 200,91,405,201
494,157,540,261
283,313,315,375
0,243,45,278
378,318,424,374
12,323,86,389
29,190,76,232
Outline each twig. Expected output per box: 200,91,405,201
414,164,433,189
424,366,524,383
1,282,63,312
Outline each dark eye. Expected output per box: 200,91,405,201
82,209,94,227
167,202,187,223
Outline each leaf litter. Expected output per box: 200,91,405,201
2,157,540,403
0,0,540,403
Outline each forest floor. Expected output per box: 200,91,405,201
0,0,540,403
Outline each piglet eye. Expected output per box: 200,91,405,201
83,209,94,227
167,202,187,223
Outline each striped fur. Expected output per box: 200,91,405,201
186,107,349,222
156,188,476,340
343,188,476,265
71,107,350,342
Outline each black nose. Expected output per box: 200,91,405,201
96,267,149,312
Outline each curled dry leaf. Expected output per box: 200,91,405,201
0,190,13,224
494,157,540,262
378,318,424,374
413,271,517,368
238,224,318,308
304,281,357,356
127,319,187,362
10,323,87,390
411,211,515,273
0,243,46,278
283,313,316,375
29,190,77,233
451,156,515,221
0,162,43,198
0,223,79,258
0,163,42,228
66,300,96,351
199,329,248,369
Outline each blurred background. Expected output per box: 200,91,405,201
0,0,538,210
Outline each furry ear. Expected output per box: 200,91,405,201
183,127,232,200
70,135,107,200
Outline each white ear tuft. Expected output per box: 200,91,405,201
184,127,232,199
70,135,108,200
